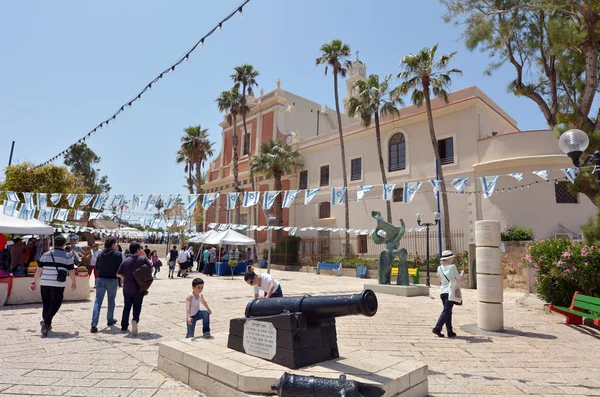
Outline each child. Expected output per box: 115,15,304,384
186,278,212,338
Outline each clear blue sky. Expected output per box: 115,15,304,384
0,0,547,196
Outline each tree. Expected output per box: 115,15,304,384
250,140,303,242
64,142,110,194
175,148,194,194
316,39,352,255
232,64,260,234
347,74,401,223
393,44,462,250
216,89,248,224
442,0,600,203
177,125,215,195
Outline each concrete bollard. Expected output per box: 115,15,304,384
475,220,504,332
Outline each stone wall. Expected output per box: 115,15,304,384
501,241,532,292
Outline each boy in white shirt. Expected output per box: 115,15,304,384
244,271,283,298
185,278,212,338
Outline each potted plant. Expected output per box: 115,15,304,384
229,260,238,280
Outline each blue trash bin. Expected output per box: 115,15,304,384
259,259,268,269
356,265,368,278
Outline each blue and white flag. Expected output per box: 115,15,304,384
74,210,85,220
89,212,102,220
166,194,180,210
37,193,48,209
3,200,18,216
139,217,147,226
263,191,280,210
81,194,95,207
383,184,395,201
218,223,228,231
508,173,523,181
243,191,260,207
18,204,34,220
430,180,441,198
331,187,346,206
283,190,300,208
23,192,35,209
145,194,161,211
177,219,187,227
305,188,320,205
92,193,109,210
451,178,469,194
283,226,292,232
403,182,421,203
6,191,19,202
132,194,143,210
54,208,70,222
202,193,219,210
357,185,374,201
185,194,199,212
227,192,240,210
290,227,297,236
111,194,124,208
38,207,55,223
480,176,499,198
208,223,218,229
67,194,78,207
533,170,549,181
151,219,161,229
564,168,578,184
50,193,62,206
167,219,175,227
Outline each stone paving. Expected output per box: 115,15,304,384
1,268,599,396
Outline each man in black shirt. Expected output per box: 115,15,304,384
144,245,151,258
90,238,122,333
168,245,178,279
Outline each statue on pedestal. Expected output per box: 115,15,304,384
370,211,409,285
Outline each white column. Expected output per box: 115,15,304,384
475,220,504,332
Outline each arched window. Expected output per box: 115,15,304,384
389,133,406,172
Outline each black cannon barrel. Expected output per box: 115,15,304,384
271,372,385,397
245,290,378,320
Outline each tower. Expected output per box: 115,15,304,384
343,52,367,116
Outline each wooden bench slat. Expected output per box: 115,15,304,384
574,294,600,306
551,305,600,320
573,300,600,313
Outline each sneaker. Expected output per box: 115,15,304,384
107,319,117,326
432,329,445,338
203,332,212,339
132,320,138,336
40,320,48,337
90,326,98,333
447,332,457,338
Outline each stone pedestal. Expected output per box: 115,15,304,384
475,220,504,332
365,284,430,297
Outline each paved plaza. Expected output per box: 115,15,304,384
1,268,599,396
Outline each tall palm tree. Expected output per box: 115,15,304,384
175,148,194,194
250,139,303,242
232,64,260,232
393,44,462,250
178,125,215,195
316,39,352,255
347,74,402,223
216,89,248,224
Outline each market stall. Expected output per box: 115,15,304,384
201,229,257,276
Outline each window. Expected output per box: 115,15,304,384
351,158,362,181
319,202,331,219
438,137,454,165
555,182,578,204
357,235,368,254
320,165,330,186
299,170,308,190
389,133,406,172
393,187,404,203
243,133,251,156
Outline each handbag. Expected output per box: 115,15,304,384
442,271,463,306
51,253,68,282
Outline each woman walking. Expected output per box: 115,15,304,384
432,250,463,338
150,250,159,279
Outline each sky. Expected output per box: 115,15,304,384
0,0,549,196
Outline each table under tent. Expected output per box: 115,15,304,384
191,229,257,277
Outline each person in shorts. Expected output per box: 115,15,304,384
168,245,178,279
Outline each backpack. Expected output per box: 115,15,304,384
133,257,154,292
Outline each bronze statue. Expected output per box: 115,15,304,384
371,211,409,285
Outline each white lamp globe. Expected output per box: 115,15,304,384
559,129,589,167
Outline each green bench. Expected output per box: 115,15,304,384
548,292,600,326
390,267,420,284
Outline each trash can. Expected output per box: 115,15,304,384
356,265,368,278
259,259,268,269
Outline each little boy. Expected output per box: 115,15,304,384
186,278,212,338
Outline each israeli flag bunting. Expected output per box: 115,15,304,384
331,187,346,206
509,173,523,181
89,212,102,220
166,194,180,209
227,192,240,211
167,219,175,227
18,204,34,220
80,194,95,207
480,176,499,198
202,193,219,210
3,200,18,216
145,194,160,211
243,191,260,207
37,193,48,209
74,210,85,220
177,219,187,227
23,192,35,209
290,227,297,236
50,193,62,206
185,194,199,212
357,185,374,201
92,193,108,210
54,208,70,222
383,184,395,201
111,194,124,208
430,180,441,198
564,168,578,184
6,191,20,202
304,188,320,205
132,194,142,210
283,226,292,232
533,170,549,181
151,219,161,229
263,191,280,210
451,178,469,194
218,224,228,231
282,190,300,208
67,194,78,207
208,223,217,229
38,207,55,223
403,182,421,203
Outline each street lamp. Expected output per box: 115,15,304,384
417,211,440,287
267,216,277,274
559,129,600,192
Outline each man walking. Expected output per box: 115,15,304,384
90,238,122,333
29,236,76,336
117,242,152,336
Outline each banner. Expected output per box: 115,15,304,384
177,219,187,227
6,191,19,202
166,194,180,209
185,194,199,212
304,188,320,205
383,184,395,201
533,170,549,181
480,176,499,198
89,212,102,220
81,194,95,207
132,194,142,210
331,187,346,206
67,193,78,207
282,190,300,208
55,208,70,222
23,192,35,209
38,207,55,223
357,185,373,201
50,193,62,206
202,193,219,210
451,178,468,194
403,182,421,203
18,204,34,220
167,219,175,227
111,194,124,208
92,193,108,210
145,194,160,211
3,201,18,216
74,210,85,220
262,191,280,210
243,191,260,207
37,193,48,209
564,168,577,184
509,173,523,181
227,192,240,211
430,180,440,198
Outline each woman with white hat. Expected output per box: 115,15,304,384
433,250,463,338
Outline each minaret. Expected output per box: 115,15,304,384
343,51,367,116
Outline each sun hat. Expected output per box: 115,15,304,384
440,250,455,260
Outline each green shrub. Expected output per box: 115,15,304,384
523,238,600,306
580,197,600,246
501,225,534,241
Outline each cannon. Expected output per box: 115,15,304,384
228,290,379,369
271,372,385,397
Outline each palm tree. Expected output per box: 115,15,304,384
316,39,352,255
216,89,248,224
250,139,303,242
232,64,260,232
178,125,215,195
347,74,402,223
175,148,194,194
393,44,462,250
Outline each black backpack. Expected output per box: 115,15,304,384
133,257,153,292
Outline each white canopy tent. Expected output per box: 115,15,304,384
0,207,54,235
187,230,213,244
202,229,256,246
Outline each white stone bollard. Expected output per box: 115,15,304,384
475,220,504,331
